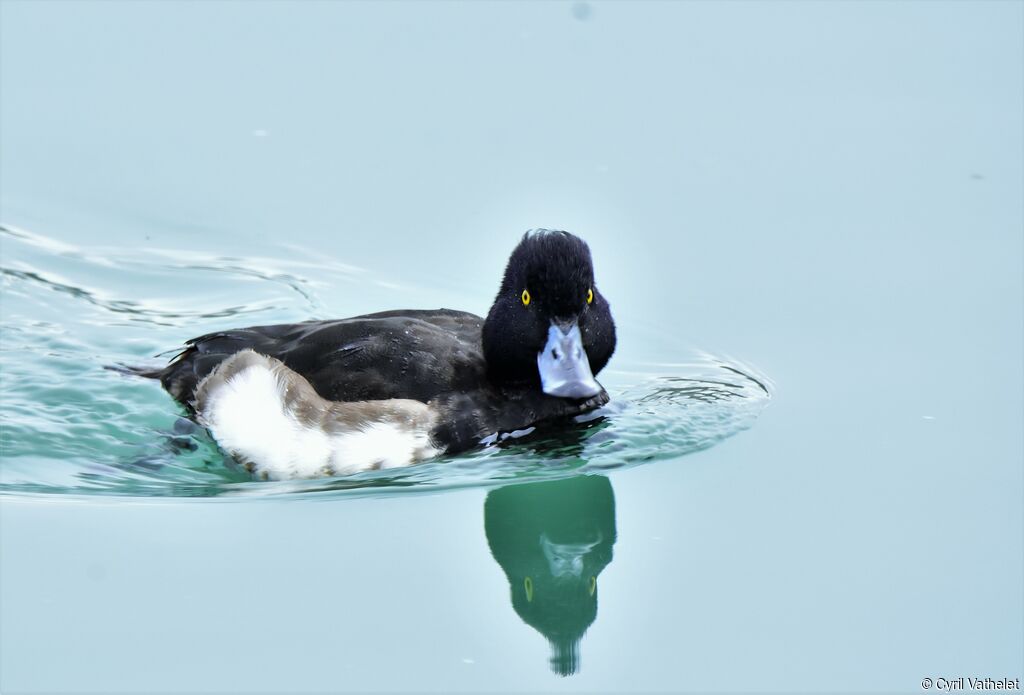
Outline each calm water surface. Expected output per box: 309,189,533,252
1,2,1021,692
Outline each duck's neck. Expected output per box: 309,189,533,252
481,306,541,390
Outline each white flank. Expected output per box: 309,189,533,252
198,362,440,480
328,422,438,474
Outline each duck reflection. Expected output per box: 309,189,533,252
484,474,616,676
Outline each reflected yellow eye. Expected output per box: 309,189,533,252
521,289,531,306
587,288,594,304
588,576,596,596
524,576,534,602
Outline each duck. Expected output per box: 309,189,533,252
144,229,617,480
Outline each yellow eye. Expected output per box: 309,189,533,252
521,289,531,306
524,576,534,602
587,288,594,304
588,576,596,596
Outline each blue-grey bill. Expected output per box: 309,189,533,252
537,322,602,399
540,531,603,578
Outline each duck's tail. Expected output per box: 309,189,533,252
105,363,166,379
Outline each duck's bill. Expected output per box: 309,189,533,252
537,322,602,399
541,531,603,578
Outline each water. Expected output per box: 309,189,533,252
1,1,1021,692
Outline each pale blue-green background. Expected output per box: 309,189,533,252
1,1,1021,692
